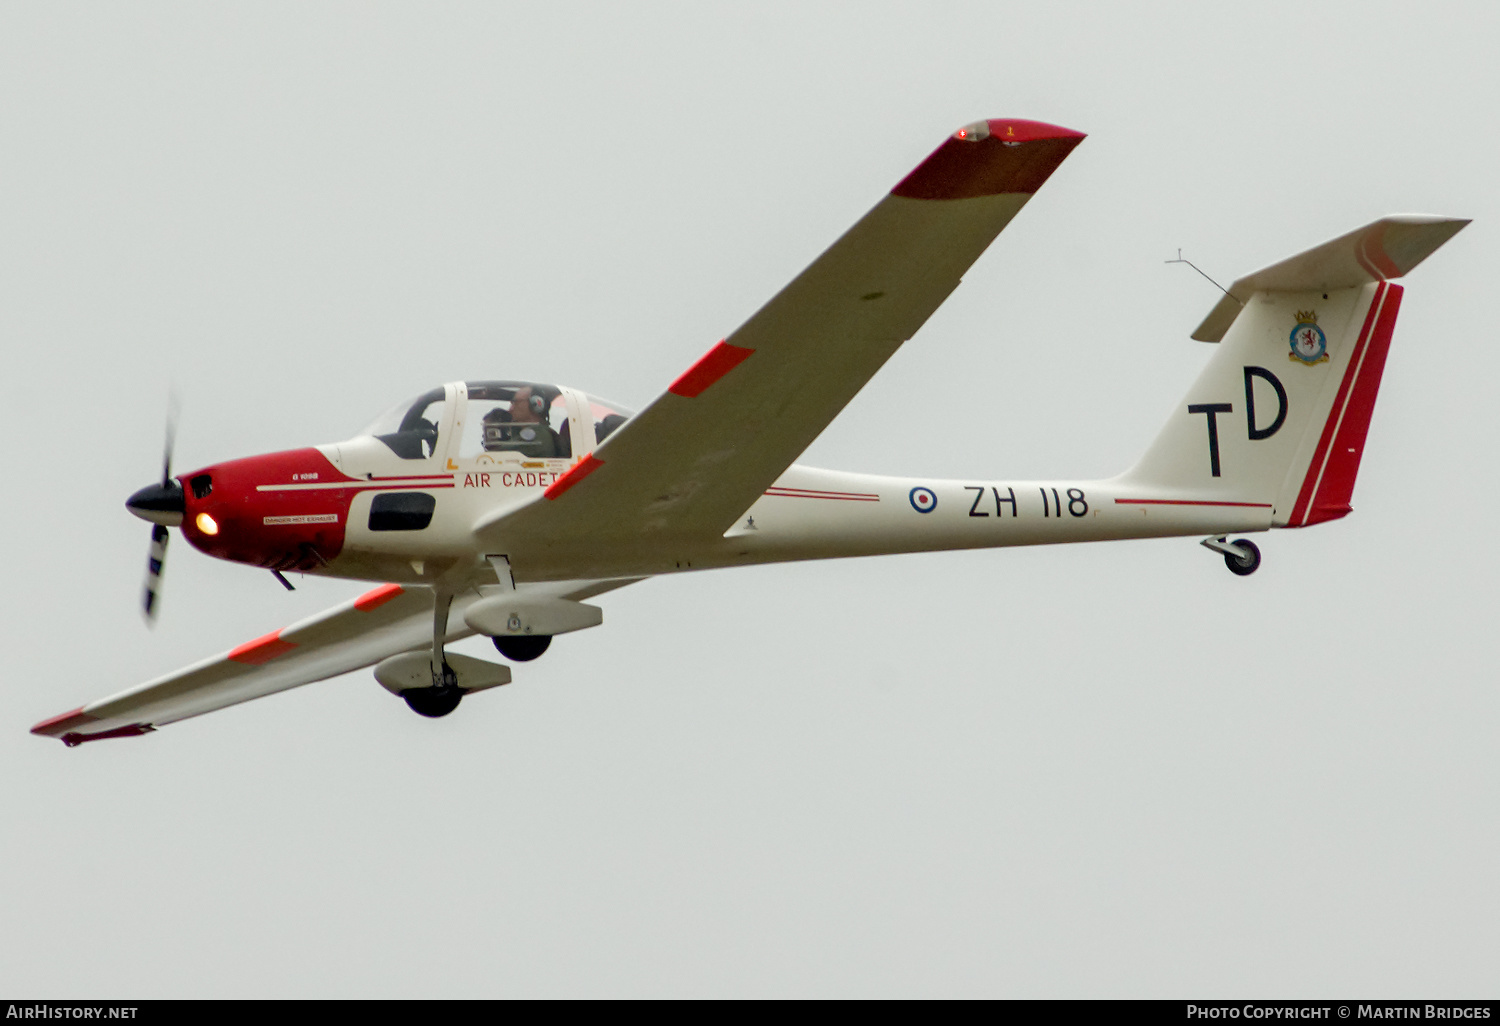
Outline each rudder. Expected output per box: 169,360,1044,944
1122,215,1465,527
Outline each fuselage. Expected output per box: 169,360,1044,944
165,378,1274,588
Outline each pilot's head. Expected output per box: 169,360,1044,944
511,386,545,424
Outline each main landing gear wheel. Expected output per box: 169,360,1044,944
402,685,464,718
1225,538,1262,577
493,634,552,662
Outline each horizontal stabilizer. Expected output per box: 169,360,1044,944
1193,215,1469,342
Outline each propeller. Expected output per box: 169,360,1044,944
127,401,183,624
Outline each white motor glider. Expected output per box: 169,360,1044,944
32,118,1468,745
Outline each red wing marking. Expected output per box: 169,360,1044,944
228,630,298,666
1289,283,1402,527
30,706,96,737
764,486,881,502
544,454,604,500
892,119,1085,200
668,341,755,398
1114,499,1273,508
354,583,404,611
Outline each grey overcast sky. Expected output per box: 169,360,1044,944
2,1,1495,998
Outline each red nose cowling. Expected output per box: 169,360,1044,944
179,448,352,571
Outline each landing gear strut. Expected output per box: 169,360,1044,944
403,590,465,718
1202,535,1262,576
492,634,552,662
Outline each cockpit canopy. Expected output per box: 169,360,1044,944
359,381,635,461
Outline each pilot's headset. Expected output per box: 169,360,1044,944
526,392,547,418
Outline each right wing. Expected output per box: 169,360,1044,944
31,576,637,745
31,583,437,745
479,118,1084,578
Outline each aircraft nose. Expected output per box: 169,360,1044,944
126,480,185,526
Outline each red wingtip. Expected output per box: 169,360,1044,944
31,706,95,738
892,118,1086,201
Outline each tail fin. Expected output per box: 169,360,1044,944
1124,215,1467,526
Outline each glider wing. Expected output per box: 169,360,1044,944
480,118,1084,574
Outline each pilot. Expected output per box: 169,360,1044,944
480,386,558,458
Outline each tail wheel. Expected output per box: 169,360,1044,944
402,686,464,718
1225,538,1262,576
493,634,552,662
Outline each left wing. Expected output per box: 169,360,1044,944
478,118,1083,578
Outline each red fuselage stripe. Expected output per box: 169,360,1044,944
1114,499,1273,508
366,474,456,481
764,488,880,501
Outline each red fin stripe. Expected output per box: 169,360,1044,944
1289,284,1391,526
1299,284,1403,525
1114,499,1273,508
669,341,755,398
354,583,404,611
228,630,298,665
544,454,604,500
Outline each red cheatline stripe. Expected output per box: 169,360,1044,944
1289,283,1391,526
228,630,298,666
257,482,455,493
669,341,755,398
544,453,604,500
31,706,96,737
355,583,404,611
764,487,881,502
362,483,455,491
367,474,455,481
1114,499,1273,508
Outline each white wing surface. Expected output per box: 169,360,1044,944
31,583,436,745
479,118,1084,579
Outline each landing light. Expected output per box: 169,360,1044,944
196,512,219,535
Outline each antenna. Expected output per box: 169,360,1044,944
1166,249,1241,306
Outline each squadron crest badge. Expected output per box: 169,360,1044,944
1289,310,1329,365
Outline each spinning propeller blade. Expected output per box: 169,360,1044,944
133,402,181,624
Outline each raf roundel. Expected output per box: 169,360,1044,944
1289,310,1329,365
908,486,937,513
